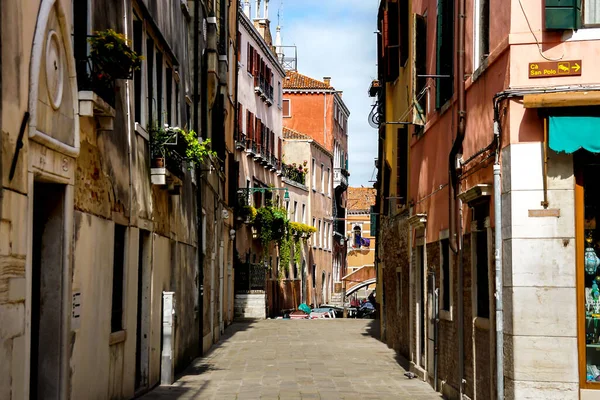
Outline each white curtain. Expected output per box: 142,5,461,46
585,0,600,25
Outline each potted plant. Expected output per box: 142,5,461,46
88,29,143,80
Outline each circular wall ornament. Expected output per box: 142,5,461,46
45,30,64,110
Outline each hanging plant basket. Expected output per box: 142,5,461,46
88,29,143,80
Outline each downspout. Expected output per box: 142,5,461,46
124,1,133,227
493,98,504,400
193,0,204,356
449,0,467,395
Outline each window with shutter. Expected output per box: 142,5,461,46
400,0,409,66
247,43,252,73
237,103,244,138
436,0,454,109
278,137,282,161
283,99,291,117
247,111,254,141
385,2,400,82
412,14,427,125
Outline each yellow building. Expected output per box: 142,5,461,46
344,188,377,300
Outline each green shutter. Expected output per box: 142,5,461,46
545,0,582,30
370,206,378,234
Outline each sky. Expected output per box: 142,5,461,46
276,0,379,187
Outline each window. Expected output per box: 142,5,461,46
318,220,322,248
353,225,362,248
302,204,306,224
278,82,283,108
283,99,291,117
472,202,490,319
312,217,316,246
166,67,173,125
327,168,331,196
473,0,489,71
584,0,600,26
312,158,316,190
293,201,298,222
441,238,451,313
384,1,400,82
146,38,155,126
320,163,325,194
133,16,143,123
156,52,163,125
111,224,126,333
237,32,242,62
247,43,253,73
400,0,409,66
436,0,454,109
312,264,316,288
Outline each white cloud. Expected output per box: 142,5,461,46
281,1,379,187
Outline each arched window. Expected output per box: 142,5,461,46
353,225,362,248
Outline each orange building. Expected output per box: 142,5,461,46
283,72,350,303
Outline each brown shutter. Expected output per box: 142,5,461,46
270,130,275,155
283,99,290,117
248,111,254,140
238,103,244,135
247,43,252,73
278,137,282,160
256,119,261,145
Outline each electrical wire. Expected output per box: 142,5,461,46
518,0,564,62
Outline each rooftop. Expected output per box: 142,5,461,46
283,71,334,90
347,187,377,211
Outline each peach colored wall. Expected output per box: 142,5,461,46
283,93,338,152
410,0,511,242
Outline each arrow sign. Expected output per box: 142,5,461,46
529,60,582,78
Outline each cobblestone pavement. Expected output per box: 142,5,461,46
141,319,442,400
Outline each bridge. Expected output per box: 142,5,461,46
342,266,376,296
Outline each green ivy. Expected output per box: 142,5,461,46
293,238,302,266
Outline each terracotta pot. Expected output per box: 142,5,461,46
153,157,165,168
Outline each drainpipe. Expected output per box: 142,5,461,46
493,101,504,400
448,0,467,395
123,1,133,228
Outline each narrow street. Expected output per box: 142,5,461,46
141,320,441,400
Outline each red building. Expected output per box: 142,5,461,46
283,72,350,303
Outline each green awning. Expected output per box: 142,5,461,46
549,115,600,154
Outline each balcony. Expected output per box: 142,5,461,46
334,167,349,190
150,150,185,193
235,130,246,151
282,164,307,186
254,143,263,161
245,139,256,156
254,76,274,106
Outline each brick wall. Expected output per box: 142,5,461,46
380,213,411,359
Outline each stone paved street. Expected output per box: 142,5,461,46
141,319,442,400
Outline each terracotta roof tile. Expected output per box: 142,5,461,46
283,71,334,90
347,187,377,211
282,127,312,140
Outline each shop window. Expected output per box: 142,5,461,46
111,224,126,332
472,202,490,319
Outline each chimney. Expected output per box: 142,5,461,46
275,25,282,53
243,0,251,18
323,77,331,87
264,0,269,20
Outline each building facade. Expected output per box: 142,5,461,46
282,127,334,307
345,188,377,301
282,72,350,305
0,0,237,398
233,0,286,319
374,0,600,399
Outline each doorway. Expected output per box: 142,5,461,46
135,230,152,393
30,182,66,399
417,244,425,368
